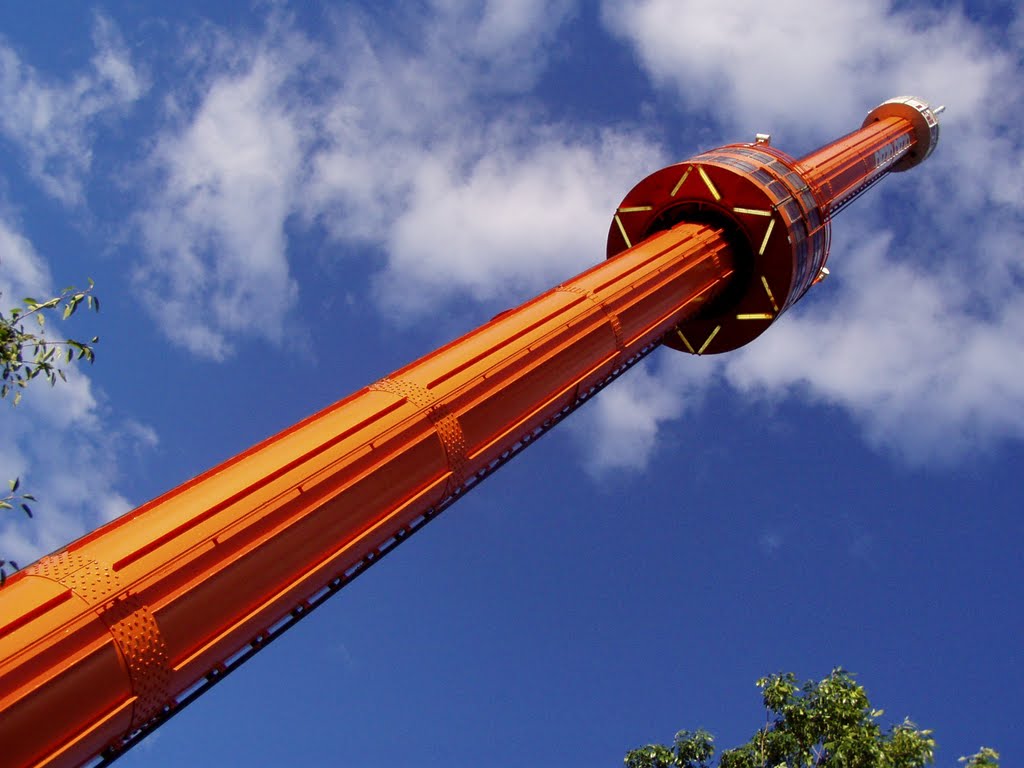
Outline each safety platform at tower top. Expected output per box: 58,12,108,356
607,95,943,356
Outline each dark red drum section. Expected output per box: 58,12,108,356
607,144,830,355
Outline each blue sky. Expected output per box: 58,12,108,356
0,1,1021,766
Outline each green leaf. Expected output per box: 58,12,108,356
628,670,951,768
9,478,18,492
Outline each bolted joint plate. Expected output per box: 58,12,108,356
607,144,830,355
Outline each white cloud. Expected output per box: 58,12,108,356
0,215,51,300
0,14,143,205
302,0,581,246
380,131,664,314
129,1,1021,466
570,353,717,474
130,1,653,356
452,0,578,90
599,0,1009,140
303,2,664,318
0,373,136,566
0,215,154,567
725,232,1024,462
130,3,582,356
117,0,1024,469
0,25,155,558
592,0,1024,465
134,51,306,359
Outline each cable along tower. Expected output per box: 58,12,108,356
0,96,942,768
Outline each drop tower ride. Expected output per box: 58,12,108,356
0,97,942,767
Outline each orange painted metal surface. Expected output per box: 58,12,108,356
608,96,940,356
608,141,831,354
798,115,914,212
0,222,733,768
0,97,941,768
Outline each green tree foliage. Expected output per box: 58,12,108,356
0,282,100,584
0,477,35,584
960,748,1001,767
625,669,999,768
1,281,100,403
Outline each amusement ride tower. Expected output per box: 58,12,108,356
0,97,942,768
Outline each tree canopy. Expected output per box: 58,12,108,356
0,282,99,583
624,669,999,768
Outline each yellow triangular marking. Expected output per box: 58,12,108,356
614,214,632,248
697,325,721,354
761,275,779,312
671,166,693,197
697,167,721,201
758,218,776,255
675,329,695,354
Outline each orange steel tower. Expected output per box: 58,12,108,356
0,96,942,768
